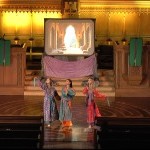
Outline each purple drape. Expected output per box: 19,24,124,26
43,54,96,78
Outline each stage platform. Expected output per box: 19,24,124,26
0,95,150,149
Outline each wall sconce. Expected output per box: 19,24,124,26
121,38,127,45
29,37,34,42
29,37,34,45
14,37,20,45
106,38,112,45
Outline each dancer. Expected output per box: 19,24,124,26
82,76,106,128
36,76,60,127
59,79,76,129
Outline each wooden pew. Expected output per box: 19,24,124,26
0,116,44,149
94,117,150,149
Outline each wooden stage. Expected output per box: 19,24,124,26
0,95,150,149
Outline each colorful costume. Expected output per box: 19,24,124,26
59,86,76,127
38,78,59,124
83,86,106,126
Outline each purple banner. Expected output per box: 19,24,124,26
43,55,96,78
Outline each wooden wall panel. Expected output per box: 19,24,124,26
115,45,150,97
0,66,4,86
95,13,108,36
140,14,150,36
125,13,139,36
4,53,18,86
109,14,124,37
16,12,31,35
0,47,26,95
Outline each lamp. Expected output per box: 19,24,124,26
29,37,34,42
121,38,127,45
106,38,112,45
14,37,20,45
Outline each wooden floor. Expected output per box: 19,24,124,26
0,95,150,149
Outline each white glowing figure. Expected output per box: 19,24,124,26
64,25,77,49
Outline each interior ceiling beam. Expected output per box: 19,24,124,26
0,0,61,11
80,0,150,8
0,0,150,11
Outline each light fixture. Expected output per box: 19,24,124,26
14,37,20,45
29,37,34,41
121,38,127,45
106,38,112,45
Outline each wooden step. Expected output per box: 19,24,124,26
97,69,114,76
25,80,114,87
24,85,115,92
25,69,114,78
24,90,115,97
24,69,115,97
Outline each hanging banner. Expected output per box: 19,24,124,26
129,37,143,66
0,39,11,66
0,40,4,65
43,54,97,78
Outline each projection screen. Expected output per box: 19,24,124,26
44,18,95,56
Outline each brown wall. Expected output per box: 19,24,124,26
0,47,26,95
114,44,150,97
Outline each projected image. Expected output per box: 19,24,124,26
44,19,95,56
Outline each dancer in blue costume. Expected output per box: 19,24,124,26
59,79,76,128
36,76,60,127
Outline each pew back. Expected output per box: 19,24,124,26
94,117,150,149
0,116,44,149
